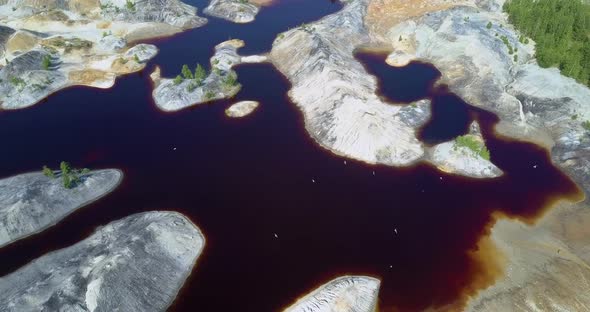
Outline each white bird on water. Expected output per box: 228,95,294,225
312,179,316,183
274,233,279,239
394,228,398,235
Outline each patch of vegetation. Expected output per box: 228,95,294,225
500,35,514,55
133,54,140,63
503,0,590,86
43,162,90,189
486,21,493,29
125,0,136,11
9,76,26,91
223,73,238,87
173,75,184,85
205,90,215,100
453,135,491,160
42,55,52,70
181,64,193,79
582,120,590,131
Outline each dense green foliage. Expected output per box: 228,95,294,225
194,64,207,84
40,161,91,189
181,65,193,79
503,0,590,86
42,165,55,178
454,135,491,160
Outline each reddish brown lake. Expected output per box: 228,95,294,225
0,0,582,311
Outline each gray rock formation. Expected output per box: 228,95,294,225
152,39,265,112
0,211,205,312
0,49,68,109
0,0,205,109
204,0,260,24
225,100,259,118
270,0,427,167
0,169,122,248
99,0,207,29
269,0,500,178
365,0,590,310
284,276,380,312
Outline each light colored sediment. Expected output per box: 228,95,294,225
0,211,205,312
0,0,206,109
284,276,380,312
269,0,498,178
0,169,122,248
204,0,260,24
225,100,259,118
152,39,266,112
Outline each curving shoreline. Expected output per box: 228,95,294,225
0,211,205,312
0,0,207,110
0,169,123,249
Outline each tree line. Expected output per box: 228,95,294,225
503,0,590,86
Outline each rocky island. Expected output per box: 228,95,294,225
284,276,380,312
204,0,260,24
0,211,205,311
0,168,122,248
225,100,260,118
0,0,206,109
151,39,266,112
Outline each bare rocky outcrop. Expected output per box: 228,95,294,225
0,0,206,109
364,0,590,310
270,0,426,167
430,122,501,178
284,276,380,312
270,0,590,309
0,169,122,248
0,211,205,312
269,0,498,178
204,0,260,24
225,100,259,118
152,39,266,112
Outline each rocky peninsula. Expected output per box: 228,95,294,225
0,211,204,311
204,0,260,24
151,39,266,112
0,0,206,110
0,169,122,248
269,0,499,179
284,276,380,312
270,0,590,309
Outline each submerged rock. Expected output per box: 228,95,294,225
284,276,380,312
0,211,204,311
0,169,122,248
225,100,259,118
205,0,260,24
152,39,265,112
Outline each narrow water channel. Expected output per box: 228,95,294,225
0,1,583,311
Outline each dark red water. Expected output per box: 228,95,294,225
0,1,582,311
